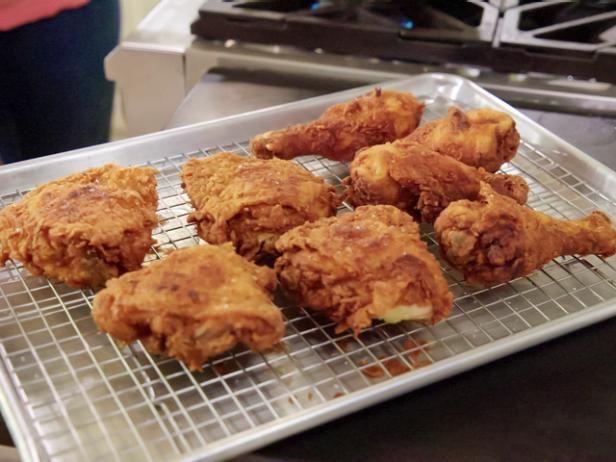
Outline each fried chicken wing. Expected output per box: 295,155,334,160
181,152,338,261
405,107,520,172
435,183,616,286
93,244,284,371
275,205,453,334
344,141,528,223
0,164,158,288
250,88,424,161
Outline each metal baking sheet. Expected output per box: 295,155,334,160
1,74,616,462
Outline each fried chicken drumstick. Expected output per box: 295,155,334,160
0,165,158,288
250,88,424,161
181,152,338,261
275,205,452,334
93,244,284,371
345,141,528,223
435,184,616,286
405,107,520,173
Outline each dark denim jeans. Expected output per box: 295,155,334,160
0,0,120,164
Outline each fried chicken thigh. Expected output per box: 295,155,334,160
93,244,284,371
345,141,528,223
406,107,520,172
435,184,616,286
181,152,338,261
275,205,453,334
0,165,158,288
250,88,424,161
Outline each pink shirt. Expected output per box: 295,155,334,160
0,0,90,31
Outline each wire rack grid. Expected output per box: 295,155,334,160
1,95,616,462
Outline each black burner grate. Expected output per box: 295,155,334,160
191,0,616,82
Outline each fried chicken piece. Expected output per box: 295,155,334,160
435,183,616,286
181,152,339,261
93,244,284,371
0,164,158,288
344,141,528,223
250,88,424,161
275,205,453,334
405,107,520,172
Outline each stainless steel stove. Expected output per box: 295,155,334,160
191,0,616,82
105,0,616,136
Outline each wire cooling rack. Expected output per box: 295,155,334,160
1,96,616,462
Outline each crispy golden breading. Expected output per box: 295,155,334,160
0,165,158,288
250,89,424,161
275,205,453,334
405,107,520,173
435,183,616,286
345,141,528,223
181,152,339,261
92,244,284,371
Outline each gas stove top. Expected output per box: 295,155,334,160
191,0,616,82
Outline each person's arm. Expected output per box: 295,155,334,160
0,0,89,31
